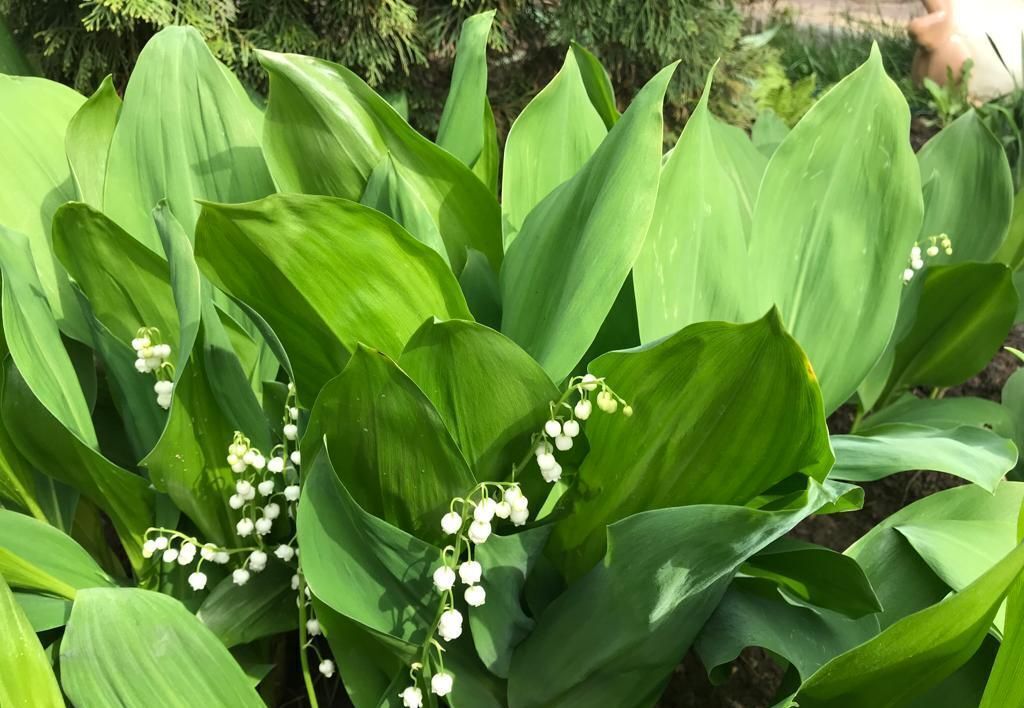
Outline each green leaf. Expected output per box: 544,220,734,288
303,346,475,542
60,587,263,707
916,110,1014,264
500,64,675,381
980,503,1024,706
550,310,833,578
858,394,1015,439
65,75,121,208
742,538,882,618
2,361,154,569
0,573,63,708
994,188,1024,270
634,69,766,341
831,423,1016,491
196,194,471,399
788,540,1024,707
437,11,498,191
0,363,45,521
695,578,878,683
197,560,296,648
258,49,502,273
569,42,620,129
399,319,558,482
508,482,830,708
103,26,274,248
0,509,114,599
886,262,1016,393
470,525,551,677
500,49,607,247
751,108,790,157
748,46,923,414
0,226,95,446
0,74,89,341
14,592,72,632
296,448,435,647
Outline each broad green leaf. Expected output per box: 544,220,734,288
14,592,72,632
361,153,449,265
848,482,1024,628
980,504,1024,706
0,74,89,341
61,587,263,707
917,110,1014,264
831,423,1016,491
297,448,435,647
65,75,121,207
569,42,619,129
748,46,923,414
994,188,1024,269
196,194,471,399
634,69,766,341
197,560,296,648
858,394,1015,439
550,310,833,578
787,540,1024,708
0,226,95,446
399,319,558,482
303,346,475,542
0,509,114,599
103,26,274,248
2,361,154,569
751,108,790,157
470,525,551,677
437,11,497,191
154,202,202,375
695,578,878,683
743,538,881,618
508,482,830,708
258,49,502,272
500,64,675,381
886,262,1016,392
459,249,502,329
0,362,45,520
0,574,63,708
501,50,607,247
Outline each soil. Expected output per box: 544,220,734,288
658,325,1024,706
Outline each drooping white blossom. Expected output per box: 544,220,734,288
274,544,295,562
554,434,573,451
437,609,463,641
574,399,593,420
440,511,462,536
153,536,169,550
283,485,301,502
162,548,179,564
283,423,298,441
473,498,497,523
400,685,423,708
319,659,335,678
464,584,486,607
290,450,301,466
257,480,275,497
468,519,491,544
267,456,285,474
430,672,454,697
562,419,581,438
263,503,282,520
142,539,157,558
232,568,251,586
236,518,255,537
433,565,457,592
254,517,273,536
187,571,208,591
306,618,321,636
249,550,268,572
458,560,482,585
544,419,562,437
541,461,563,484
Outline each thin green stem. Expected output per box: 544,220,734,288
297,570,319,708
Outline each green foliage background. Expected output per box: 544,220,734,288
0,0,778,132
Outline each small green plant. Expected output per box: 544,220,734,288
752,61,817,126
922,59,974,128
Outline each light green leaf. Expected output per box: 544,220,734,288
60,587,263,707
917,110,1014,264
196,194,472,399
258,49,502,272
751,109,790,157
500,64,675,381
788,540,1024,708
103,26,274,248
569,42,619,129
634,69,766,341
0,226,95,446
858,394,1015,439
303,346,476,542
550,310,833,578
399,318,558,482
831,423,1016,491
508,482,830,708
2,361,154,569
748,46,923,414
0,362,45,521
994,188,1024,270
500,49,607,247
886,262,1016,393
743,538,881,618
0,74,89,341
0,574,63,708
14,592,72,632
980,503,1024,707
0,509,114,599
65,74,121,207
437,11,497,191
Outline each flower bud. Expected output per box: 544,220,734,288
574,399,593,420
319,660,336,678
248,550,268,572
258,480,275,497
275,544,295,562
255,517,273,536
400,685,422,707
580,373,599,391
562,419,581,437
290,450,302,465
187,571,208,591
495,500,511,519
284,485,301,502
283,423,298,441
541,461,562,484
142,539,157,558
306,618,321,636
554,435,573,451
236,518,254,537
622,405,633,417
596,390,618,413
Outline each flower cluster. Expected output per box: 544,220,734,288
130,327,174,409
398,373,631,706
903,233,953,283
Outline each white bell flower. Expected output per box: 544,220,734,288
131,336,150,351
177,542,196,565
430,672,454,697
236,479,253,497
903,268,915,283
440,511,462,535
306,618,321,636
541,462,562,484
134,359,148,373
283,485,300,502
580,374,599,391
291,574,300,590
554,435,573,451
596,391,618,413
473,497,497,523
156,394,172,410
187,571,207,591
400,685,422,707
213,551,230,564
248,550,268,572
290,450,301,465
289,406,299,420
228,494,244,510
251,454,266,471
574,399,593,420
255,517,273,536
544,419,562,437
274,544,295,561
622,405,633,417
433,565,457,592
468,519,491,544
232,568,250,586
162,548,178,563
154,380,173,396
267,456,285,474
242,450,257,466
263,503,281,520
142,539,157,558
562,419,581,437
458,560,482,585
536,452,557,471
464,584,486,607
319,660,335,678
258,480,275,497
231,460,248,474
236,518,254,537
494,500,511,519
437,609,463,641
283,423,298,441
200,544,217,562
